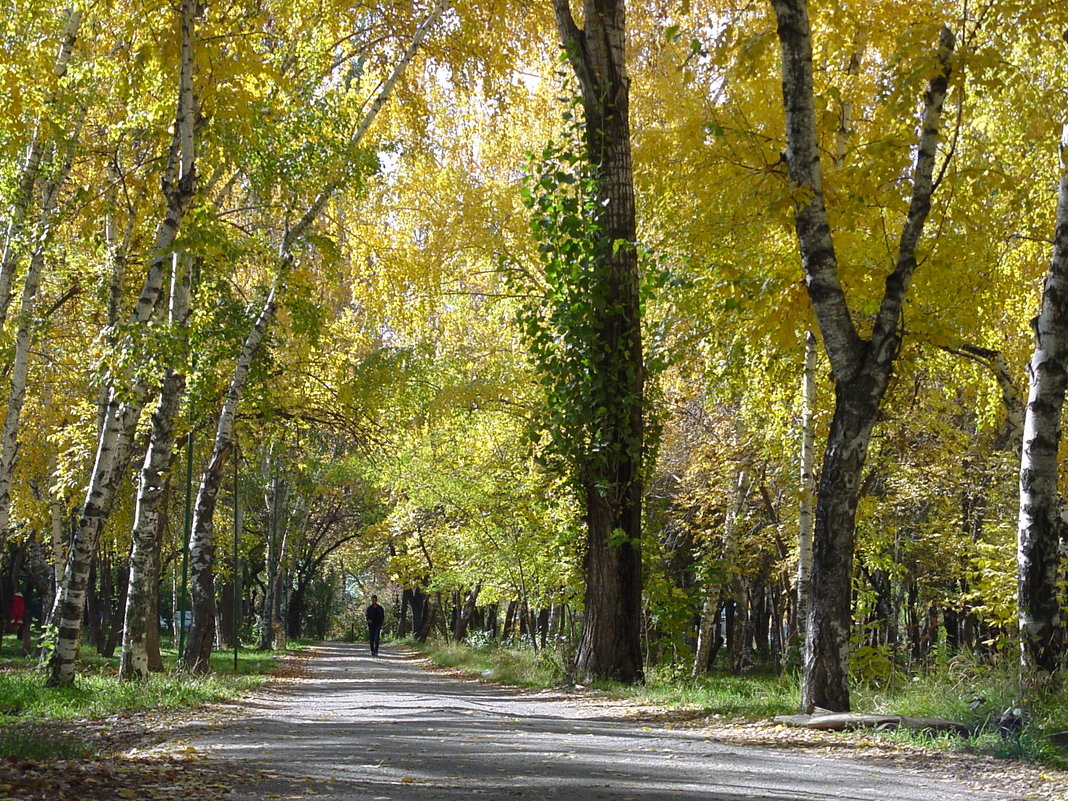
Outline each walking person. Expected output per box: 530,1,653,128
365,594,384,656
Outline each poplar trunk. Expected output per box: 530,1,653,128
553,0,645,686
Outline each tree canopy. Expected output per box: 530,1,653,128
0,0,1065,699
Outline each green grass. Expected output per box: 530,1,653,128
611,664,800,720
415,638,565,687
415,638,798,719
853,654,1068,767
0,633,305,759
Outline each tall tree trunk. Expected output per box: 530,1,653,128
453,583,481,642
257,471,282,652
183,0,448,672
101,561,129,658
0,6,83,327
85,555,105,652
120,253,191,680
0,119,82,543
1017,121,1068,674
398,587,412,637
553,0,645,686
726,470,751,673
414,593,435,643
286,581,305,640
770,0,954,711
797,331,817,644
43,0,199,686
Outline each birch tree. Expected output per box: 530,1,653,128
1016,121,1068,674
44,0,200,686
0,116,83,543
0,7,84,545
0,6,83,329
796,331,816,643
119,252,192,680
770,0,955,711
182,0,451,671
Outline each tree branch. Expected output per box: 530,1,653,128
870,26,955,359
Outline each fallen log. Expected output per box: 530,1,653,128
773,712,969,737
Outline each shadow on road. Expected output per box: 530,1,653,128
188,642,997,801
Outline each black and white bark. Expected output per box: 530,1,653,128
771,0,954,711
182,0,451,672
0,6,83,327
797,331,817,642
120,253,191,680
0,113,83,543
552,0,645,685
44,0,199,686
1017,122,1068,674
184,284,277,671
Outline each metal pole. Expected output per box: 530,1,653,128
233,443,240,670
178,430,193,662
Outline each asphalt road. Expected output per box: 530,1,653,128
190,642,1003,801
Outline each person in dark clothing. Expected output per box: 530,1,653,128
365,595,384,656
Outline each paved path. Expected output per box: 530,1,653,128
190,643,1001,801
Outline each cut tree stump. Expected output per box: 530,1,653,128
773,712,969,737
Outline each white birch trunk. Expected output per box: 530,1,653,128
43,0,199,685
257,469,282,651
797,331,817,642
97,163,137,430
0,6,83,327
1017,122,1068,673
182,0,450,672
184,284,278,670
772,0,954,711
691,587,720,677
120,253,192,680
724,469,751,672
0,115,82,542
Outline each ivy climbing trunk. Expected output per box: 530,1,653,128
552,0,644,684
770,0,954,711
1016,122,1068,674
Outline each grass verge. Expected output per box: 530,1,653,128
0,633,306,759
413,638,564,687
